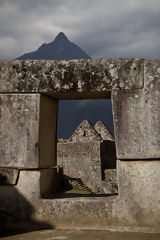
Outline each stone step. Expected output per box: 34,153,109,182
63,175,95,193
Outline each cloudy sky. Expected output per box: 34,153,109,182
0,0,160,60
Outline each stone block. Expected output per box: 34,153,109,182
0,168,19,185
112,88,160,159
112,59,160,159
104,169,117,184
0,59,143,99
117,160,160,229
0,167,62,217
144,59,160,90
0,94,58,168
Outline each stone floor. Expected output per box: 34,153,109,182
1,229,160,240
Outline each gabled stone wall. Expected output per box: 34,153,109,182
69,120,102,142
94,121,114,141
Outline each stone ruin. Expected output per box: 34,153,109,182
57,120,117,194
0,58,160,232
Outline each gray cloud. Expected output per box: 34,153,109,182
0,0,160,59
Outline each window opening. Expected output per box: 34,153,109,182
43,99,117,198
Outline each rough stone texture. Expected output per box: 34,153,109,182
112,59,160,159
1,58,160,232
2,229,160,240
0,59,144,98
0,168,19,185
57,120,117,193
144,59,160,90
57,141,117,194
0,94,58,168
69,120,102,142
38,160,160,231
116,160,160,230
0,161,160,232
57,141,102,193
94,121,114,141
112,88,160,159
104,169,117,186
0,168,62,218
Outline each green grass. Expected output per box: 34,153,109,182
65,186,91,195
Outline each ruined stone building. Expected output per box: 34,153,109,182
57,120,117,193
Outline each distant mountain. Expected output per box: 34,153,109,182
17,32,90,60
17,32,113,138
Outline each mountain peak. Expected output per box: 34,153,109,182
54,32,69,42
17,32,91,60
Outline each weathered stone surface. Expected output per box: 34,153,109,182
112,59,160,159
94,121,114,141
57,141,117,193
2,229,160,240
117,160,160,229
104,169,117,183
57,120,116,194
0,168,62,217
144,59,160,90
0,168,19,185
57,141,102,193
1,58,160,233
0,59,144,98
69,120,102,142
0,161,160,232
103,169,118,193
0,94,58,168
112,88,160,159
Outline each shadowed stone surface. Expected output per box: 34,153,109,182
0,168,19,185
0,163,160,232
1,229,160,240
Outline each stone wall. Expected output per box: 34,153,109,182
57,141,102,193
57,140,117,193
69,120,102,142
57,120,117,194
0,59,160,232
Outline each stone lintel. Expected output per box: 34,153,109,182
144,59,160,90
0,58,144,96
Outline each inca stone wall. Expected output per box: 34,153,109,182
69,120,102,142
57,120,117,193
0,58,160,232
